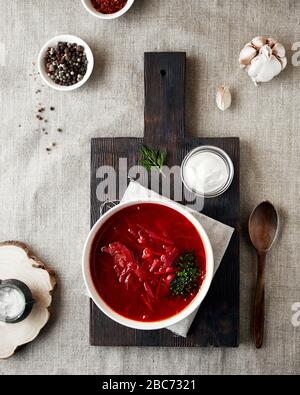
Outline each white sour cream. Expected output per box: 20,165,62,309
183,151,229,195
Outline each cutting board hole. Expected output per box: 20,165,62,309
160,69,167,77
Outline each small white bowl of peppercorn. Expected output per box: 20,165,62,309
38,34,94,91
81,0,135,20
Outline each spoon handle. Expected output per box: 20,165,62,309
254,253,266,349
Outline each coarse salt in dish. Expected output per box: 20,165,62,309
0,287,25,320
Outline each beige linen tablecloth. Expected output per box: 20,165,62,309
0,0,299,375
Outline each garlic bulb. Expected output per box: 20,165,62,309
216,85,232,111
239,36,287,85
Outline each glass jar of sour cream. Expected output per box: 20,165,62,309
181,146,234,198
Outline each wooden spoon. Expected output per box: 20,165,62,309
248,201,279,349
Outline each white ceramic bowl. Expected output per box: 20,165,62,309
82,200,214,330
81,0,135,20
38,35,94,92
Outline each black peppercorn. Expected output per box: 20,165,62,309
44,42,88,87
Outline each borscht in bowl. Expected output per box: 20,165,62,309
83,200,214,330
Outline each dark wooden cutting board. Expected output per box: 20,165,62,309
90,53,240,347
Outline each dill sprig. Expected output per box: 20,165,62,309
139,145,167,175
170,252,201,297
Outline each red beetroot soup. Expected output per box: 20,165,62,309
90,203,206,322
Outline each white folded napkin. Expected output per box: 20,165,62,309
121,181,234,337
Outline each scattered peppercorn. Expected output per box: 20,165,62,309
36,115,43,121
57,128,63,133
50,107,55,111
44,42,88,87
91,0,127,14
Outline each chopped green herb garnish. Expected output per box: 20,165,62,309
170,252,200,297
139,145,167,175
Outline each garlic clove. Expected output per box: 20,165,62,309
216,86,232,111
267,38,277,48
279,56,288,70
250,55,282,84
271,56,283,79
273,42,286,58
260,44,273,59
247,55,266,81
239,45,258,67
252,36,267,49
269,55,284,76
